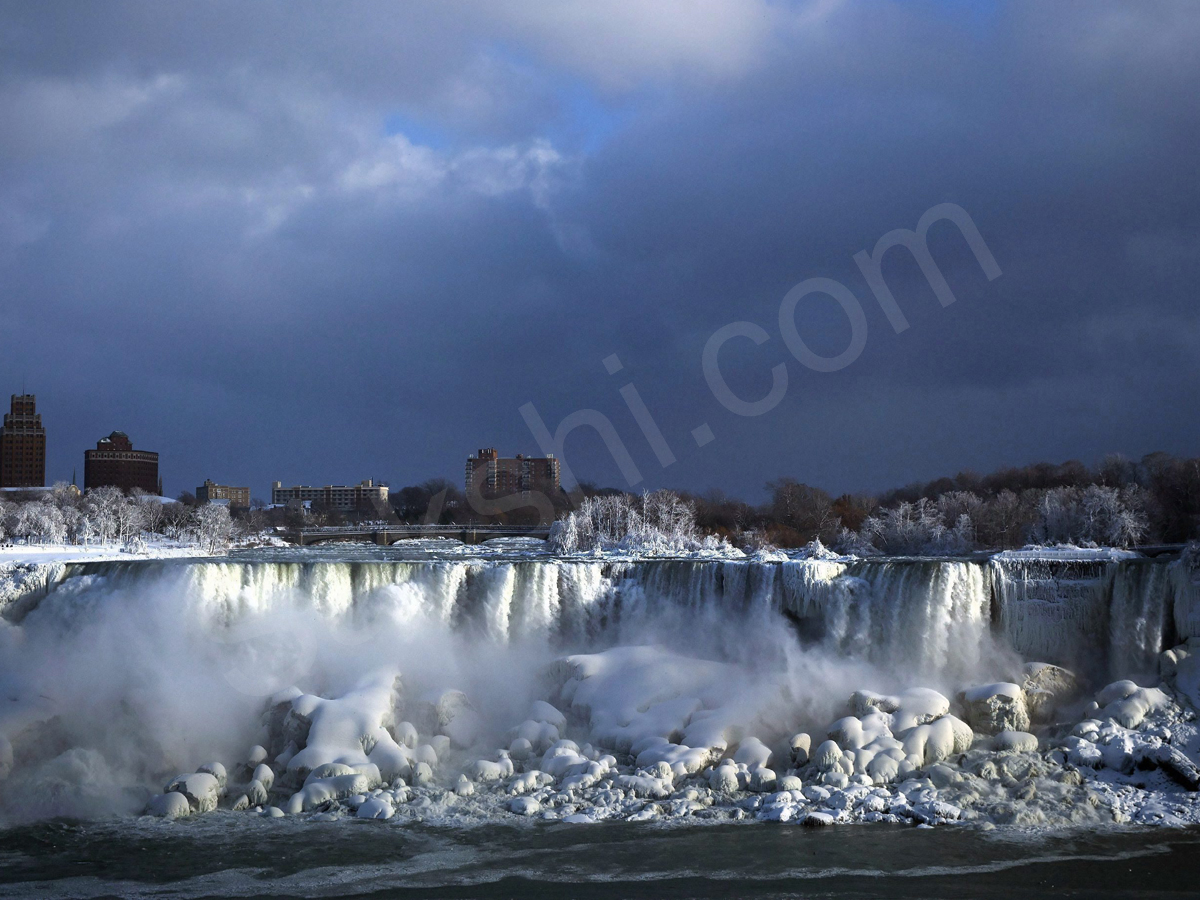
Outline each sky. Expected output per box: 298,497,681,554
1,0,1198,502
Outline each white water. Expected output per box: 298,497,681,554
0,551,1190,822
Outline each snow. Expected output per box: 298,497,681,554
0,542,205,564
3,548,1200,834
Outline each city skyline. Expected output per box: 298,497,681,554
3,4,1199,503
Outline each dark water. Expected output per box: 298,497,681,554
2,818,1200,899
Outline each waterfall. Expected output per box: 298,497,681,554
19,552,1183,683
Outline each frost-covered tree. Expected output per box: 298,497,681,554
550,490,725,555
11,501,66,545
132,488,167,535
1026,484,1147,547
192,503,234,553
858,499,946,555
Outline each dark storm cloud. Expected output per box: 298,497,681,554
0,0,1197,500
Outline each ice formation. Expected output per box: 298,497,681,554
0,546,1197,829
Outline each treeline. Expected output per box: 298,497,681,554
0,484,239,553
683,452,1200,552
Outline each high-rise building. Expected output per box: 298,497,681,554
465,448,560,495
84,431,160,494
196,479,250,508
270,479,388,511
0,394,46,488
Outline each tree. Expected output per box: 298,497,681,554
192,503,234,553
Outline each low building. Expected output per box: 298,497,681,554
84,431,160,494
270,479,388,511
197,479,250,508
465,448,561,494
0,394,46,488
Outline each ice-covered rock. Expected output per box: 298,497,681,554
357,797,394,819
508,737,533,761
434,689,483,749
508,796,541,816
789,733,811,767
1095,680,1170,729
285,772,374,814
812,740,844,772
239,778,266,807
961,683,1030,735
708,761,740,793
164,773,221,813
146,791,192,818
901,715,973,767
1021,663,1078,722
467,753,514,783
992,731,1038,753
197,762,227,790
732,737,772,769
252,763,274,791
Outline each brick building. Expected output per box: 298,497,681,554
465,448,561,495
0,394,46,488
197,479,250,508
84,431,161,494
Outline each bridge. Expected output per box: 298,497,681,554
285,524,552,546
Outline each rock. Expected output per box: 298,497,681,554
245,778,269,807
455,775,474,796
1021,663,1078,723
146,792,192,818
435,690,482,749
164,773,221,813
231,794,251,812
992,731,1038,753
850,691,899,717
252,763,275,791
802,810,835,826
813,740,843,772
733,737,772,769
901,715,973,767
508,796,541,816
789,733,811,767
747,766,777,793
529,700,567,730
508,737,533,761
357,797,395,819
1155,745,1200,791
777,775,803,792
1097,682,1170,729
412,761,435,787
961,683,1030,735
247,745,268,766
709,763,740,793
394,721,419,748
285,773,374,814
197,762,227,790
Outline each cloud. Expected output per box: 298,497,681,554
0,0,1197,500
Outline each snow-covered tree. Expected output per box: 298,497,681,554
192,503,234,553
11,501,66,545
550,490,723,555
